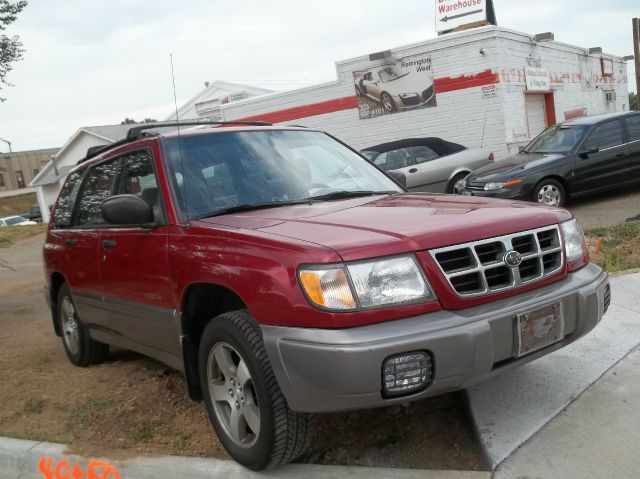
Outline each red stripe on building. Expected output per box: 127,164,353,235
434,69,500,93
235,69,499,123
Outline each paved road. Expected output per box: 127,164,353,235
569,184,640,230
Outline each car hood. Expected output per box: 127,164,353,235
468,152,568,182
195,193,571,261
383,75,431,96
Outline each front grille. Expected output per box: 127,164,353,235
400,95,421,106
430,225,564,297
465,181,486,191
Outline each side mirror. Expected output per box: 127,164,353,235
101,194,154,226
578,145,599,159
387,170,407,188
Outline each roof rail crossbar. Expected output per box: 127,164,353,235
126,120,273,141
77,138,131,165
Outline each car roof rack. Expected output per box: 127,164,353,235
76,120,273,165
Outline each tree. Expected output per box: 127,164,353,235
120,118,157,124
630,92,638,111
0,0,27,102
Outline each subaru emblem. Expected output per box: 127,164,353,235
504,250,523,268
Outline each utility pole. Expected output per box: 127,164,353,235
633,18,640,108
0,138,11,153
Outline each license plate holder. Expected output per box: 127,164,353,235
515,302,564,358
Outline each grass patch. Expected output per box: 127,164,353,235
0,192,37,217
30,352,50,370
129,419,165,442
66,399,118,430
22,398,44,414
0,224,47,247
585,220,640,273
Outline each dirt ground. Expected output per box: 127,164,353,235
0,234,485,470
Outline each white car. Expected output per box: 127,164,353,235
356,65,435,112
0,215,38,227
362,138,494,193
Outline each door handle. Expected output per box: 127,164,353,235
64,238,75,247
409,168,418,173
101,239,117,249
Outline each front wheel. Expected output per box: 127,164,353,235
199,310,313,470
448,172,469,194
533,179,566,207
380,92,396,112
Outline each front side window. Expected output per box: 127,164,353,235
585,121,624,149
115,150,160,211
76,159,120,227
53,170,84,229
164,130,401,219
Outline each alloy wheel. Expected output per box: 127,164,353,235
60,296,80,355
536,184,562,206
207,342,261,448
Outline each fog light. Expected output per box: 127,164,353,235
382,351,432,397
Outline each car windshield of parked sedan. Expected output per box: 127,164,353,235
360,151,377,161
3,216,28,226
378,66,408,83
523,125,590,154
163,130,402,219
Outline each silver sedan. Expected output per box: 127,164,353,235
362,138,494,193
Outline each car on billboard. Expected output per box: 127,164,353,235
355,64,435,113
362,137,494,192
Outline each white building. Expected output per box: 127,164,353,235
185,26,629,158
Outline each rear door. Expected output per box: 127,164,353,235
64,159,121,326
97,149,178,358
623,114,640,180
572,119,628,194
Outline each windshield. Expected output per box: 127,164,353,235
378,66,408,83
163,130,401,219
5,216,27,225
524,125,589,154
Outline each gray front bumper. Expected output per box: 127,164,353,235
262,263,609,413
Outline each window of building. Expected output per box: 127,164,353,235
33,168,39,177
15,170,25,188
0,173,4,187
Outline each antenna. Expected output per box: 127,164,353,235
170,53,189,224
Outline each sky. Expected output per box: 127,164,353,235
0,0,638,152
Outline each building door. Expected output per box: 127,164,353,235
526,94,547,139
15,170,25,188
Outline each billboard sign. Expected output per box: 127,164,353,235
353,54,437,120
435,0,487,33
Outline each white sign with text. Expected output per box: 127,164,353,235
525,67,551,91
435,0,487,33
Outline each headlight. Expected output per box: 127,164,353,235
399,93,419,99
484,180,523,191
561,218,589,267
299,255,434,311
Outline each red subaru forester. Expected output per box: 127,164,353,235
44,122,609,470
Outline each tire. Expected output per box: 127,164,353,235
57,283,109,367
198,310,313,471
447,172,470,194
533,179,566,207
380,92,396,112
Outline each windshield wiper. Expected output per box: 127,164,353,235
191,199,311,220
307,190,397,202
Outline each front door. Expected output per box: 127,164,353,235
572,119,628,194
526,94,547,139
97,149,178,358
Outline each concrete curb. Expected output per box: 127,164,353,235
0,437,490,479
465,272,640,469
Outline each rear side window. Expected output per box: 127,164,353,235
625,116,640,142
585,121,624,149
413,146,439,164
53,170,84,229
75,159,120,227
